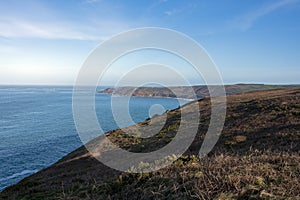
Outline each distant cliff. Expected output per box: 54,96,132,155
99,84,300,99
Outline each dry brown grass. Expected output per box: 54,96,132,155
1,88,300,200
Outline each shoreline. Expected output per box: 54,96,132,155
98,92,196,101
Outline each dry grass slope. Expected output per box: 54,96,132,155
1,88,300,200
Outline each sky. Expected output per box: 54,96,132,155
0,0,299,85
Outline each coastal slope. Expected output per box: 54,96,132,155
1,88,300,199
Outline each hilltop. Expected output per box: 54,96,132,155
1,88,300,199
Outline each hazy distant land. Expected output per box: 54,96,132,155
99,84,300,99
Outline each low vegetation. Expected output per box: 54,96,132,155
1,88,300,199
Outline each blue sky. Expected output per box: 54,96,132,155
0,0,299,85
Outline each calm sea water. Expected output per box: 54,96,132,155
0,85,185,191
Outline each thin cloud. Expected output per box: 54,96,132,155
0,18,108,40
0,1,130,41
164,8,181,16
234,0,299,31
164,2,199,17
144,0,169,16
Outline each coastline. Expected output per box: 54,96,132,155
98,92,196,101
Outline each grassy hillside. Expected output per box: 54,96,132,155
1,88,300,199
99,84,300,99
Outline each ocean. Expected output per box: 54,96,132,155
0,85,186,191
